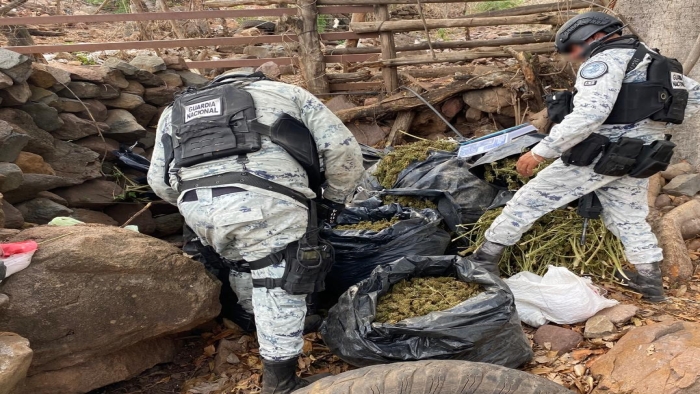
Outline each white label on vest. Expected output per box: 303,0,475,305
671,72,687,90
184,98,221,123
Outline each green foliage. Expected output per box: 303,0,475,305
436,28,448,40
317,16,328,33
75,53,96,65
473,0,522,13
85,0,129,13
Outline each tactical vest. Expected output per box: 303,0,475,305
162,73,324,196
597,37,688,124
547,37,689,125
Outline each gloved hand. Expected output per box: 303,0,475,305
316,198,346,225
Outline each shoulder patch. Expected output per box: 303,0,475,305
580,61,609,79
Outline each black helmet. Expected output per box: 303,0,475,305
555,11,623,53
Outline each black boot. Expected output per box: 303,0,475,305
618,262,665,302
467,241,506,276
261,358,309,394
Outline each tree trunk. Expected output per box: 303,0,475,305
616,0,700,167
295,0,329,94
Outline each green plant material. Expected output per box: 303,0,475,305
436,28,448,40
382,195,437,210
335,217,400,231
473,0,522,12
375,277,482,324
317,16,328,33
483,157,550,191
457,208,628,281
75,53,96,65
374,140,458,189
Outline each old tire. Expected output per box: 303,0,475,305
294,360,573,394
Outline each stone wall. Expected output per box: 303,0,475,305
0,49,209,234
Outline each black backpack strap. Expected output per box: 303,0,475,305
626,44,649,74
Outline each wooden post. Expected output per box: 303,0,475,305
342,12,366,72
376,5,398,93
296,0,330,94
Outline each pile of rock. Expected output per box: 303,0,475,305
0,49,208,235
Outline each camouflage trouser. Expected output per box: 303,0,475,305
179,188,308,361
485,159,663,265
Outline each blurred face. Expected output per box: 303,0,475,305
563,32,610,62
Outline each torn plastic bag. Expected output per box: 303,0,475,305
352,188,462,232
0,240,38,281
322,204,450,297
504,266,619,327
320,255,533,368
113,145,151,174
360,144,382,169
393,151,498,223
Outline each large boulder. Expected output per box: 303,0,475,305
15,198,72,224
177,70,208,88
143,85,178,106
75,99,108,123
0,49,32,83
462,87,516,117
1,225,220,394
52,113,108,141
0,108,54,156
131,103,158,127
591,321,700,394
69,209,118,226
0,332,33,394
1,201,24,229
129,55,167,73
0,81,31,106
52,179,122,208
43,140,101,181
46,63,105,83
0,163,23,193
103,109,146,143
0,72,12,89
28,63,71,90
1,174,81,204
14,152,55,176
73,136,119,161
0,120,29,163
103,58,139,77
102,93,144,110
19,102,63,132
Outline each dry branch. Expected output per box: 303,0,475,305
334,69,519,122
658,200,700,282
384,42,553,66
504,46,544,110
467,0,601,18
324,33,554,55
350,13,575,34
205,0,509,5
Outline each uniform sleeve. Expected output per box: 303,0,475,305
147,106,180,205
294,88,363,203
683,75,700,120
531,52,627,158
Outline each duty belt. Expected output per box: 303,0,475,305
178,171,320,271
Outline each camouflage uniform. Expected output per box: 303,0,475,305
148,80,363,361
485,46,700,266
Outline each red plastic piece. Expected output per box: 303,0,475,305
0,240,39,257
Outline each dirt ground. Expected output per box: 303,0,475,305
89,272,700,394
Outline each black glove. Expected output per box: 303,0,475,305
315,198,346,225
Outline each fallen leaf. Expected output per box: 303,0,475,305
203,345,216,357
571,349,593,361
574,364,586,377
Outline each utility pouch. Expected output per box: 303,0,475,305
545,91,575,124
562,133,610,166
593,137,645,176
281,235,334,295
628,139,676,178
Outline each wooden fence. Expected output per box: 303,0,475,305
0,0,604,94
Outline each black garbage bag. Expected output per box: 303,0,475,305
469,134,545,190
320,255,533,368
113,145,151,173
393,151,498,223
323,204,450,297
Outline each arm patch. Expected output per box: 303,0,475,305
580,61,609,79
